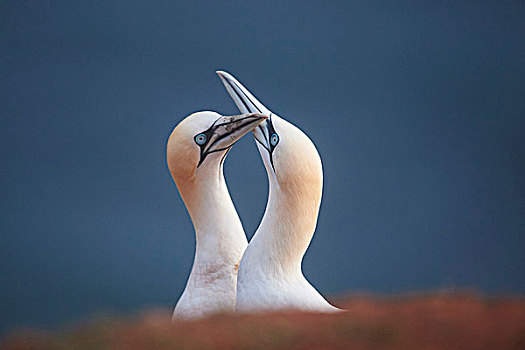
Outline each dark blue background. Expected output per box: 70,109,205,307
1,0,524,333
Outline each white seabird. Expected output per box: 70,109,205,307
167,111,268,318
217,71,340,312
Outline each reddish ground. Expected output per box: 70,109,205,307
3,293,525,350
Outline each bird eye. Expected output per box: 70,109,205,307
194,133,207,145
270,133,279,147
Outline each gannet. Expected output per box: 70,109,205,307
167,111,268,318
217,71,340,312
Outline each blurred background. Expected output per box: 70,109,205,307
1,0,524,335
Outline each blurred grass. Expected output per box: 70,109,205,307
2,292,525,350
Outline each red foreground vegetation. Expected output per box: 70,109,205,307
3,292,525,349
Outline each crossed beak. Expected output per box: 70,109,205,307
198,113,268,166
216,71,277,168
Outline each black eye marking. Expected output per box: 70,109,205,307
226,79,280,172
194,120,217,167
265,117,279,172
195,116,258,167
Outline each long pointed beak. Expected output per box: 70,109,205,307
216,71,279,170
198,113,268,166
216,71,272,115
209,112,268,149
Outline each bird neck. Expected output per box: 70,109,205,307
178,167,248,270
247,176,322,276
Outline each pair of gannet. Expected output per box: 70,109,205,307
167,72,339,318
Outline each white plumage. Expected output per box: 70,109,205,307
167,111,267,318
217,71,340,312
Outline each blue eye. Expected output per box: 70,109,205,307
270,133,279,146
194,133,207,145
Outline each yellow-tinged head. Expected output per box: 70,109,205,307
216,71,324,246
167,111,267,191
253,115,322,196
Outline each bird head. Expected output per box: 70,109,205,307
167,111,268,187
216,71,322,195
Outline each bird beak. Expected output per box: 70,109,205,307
198,113,268,167
216,71,272,116
216,70,276,149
